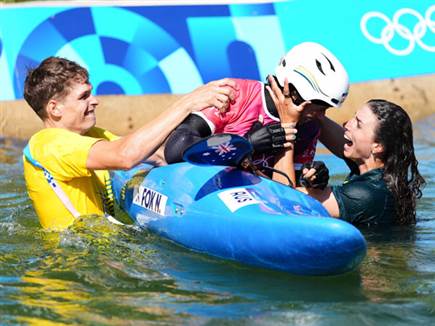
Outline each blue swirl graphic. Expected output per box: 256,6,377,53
13,7,201,98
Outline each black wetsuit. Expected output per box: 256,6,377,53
332,165,396,226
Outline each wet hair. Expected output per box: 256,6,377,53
368,99,425,225
24,57,89,119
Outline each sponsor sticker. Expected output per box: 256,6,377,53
218,188,259,212
133,186,168,216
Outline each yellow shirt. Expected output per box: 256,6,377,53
23,127,119,230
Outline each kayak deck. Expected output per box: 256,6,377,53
112,162,367,275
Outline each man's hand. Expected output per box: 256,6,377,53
246,121,297,154
300,161,329,190
180,78,239,113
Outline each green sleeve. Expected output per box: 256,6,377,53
332,182,388,225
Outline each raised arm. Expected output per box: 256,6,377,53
266,76,340,217
319,116,346,158
87,79,237,170
319,116,359,173
266,76,306,186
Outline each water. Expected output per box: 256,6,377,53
1,116,434,325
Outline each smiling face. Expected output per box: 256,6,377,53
343,104,381,163
50,81,98,135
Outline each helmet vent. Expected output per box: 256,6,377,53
315,59,325,75
282,58,286,67
331,98,339,105
322,54,336,72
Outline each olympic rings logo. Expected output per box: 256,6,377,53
360,5,435,56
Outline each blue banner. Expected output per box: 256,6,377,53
0,1,434,100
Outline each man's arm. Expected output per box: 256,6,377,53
87,79,236,170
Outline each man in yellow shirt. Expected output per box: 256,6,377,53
23,57,237,230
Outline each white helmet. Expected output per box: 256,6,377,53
275,42,349,107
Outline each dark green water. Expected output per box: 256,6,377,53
1,116,434,325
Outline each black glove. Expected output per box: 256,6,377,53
245,122,286,154
300,161,329,190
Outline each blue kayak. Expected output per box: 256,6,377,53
111,162,367,276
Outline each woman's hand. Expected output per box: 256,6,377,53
180,78,239,114
300,161,329,189
266,75,310,124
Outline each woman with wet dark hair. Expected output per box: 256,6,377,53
368,99,425,225
268,76,425,227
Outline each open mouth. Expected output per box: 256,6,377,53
343,133,353,147
84,109,94,117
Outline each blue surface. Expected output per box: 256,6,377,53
1,1,434,100
111,162,367,275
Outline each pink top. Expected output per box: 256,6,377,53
194,79,278,136
194,78,320,169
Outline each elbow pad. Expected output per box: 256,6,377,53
164,114,212,163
